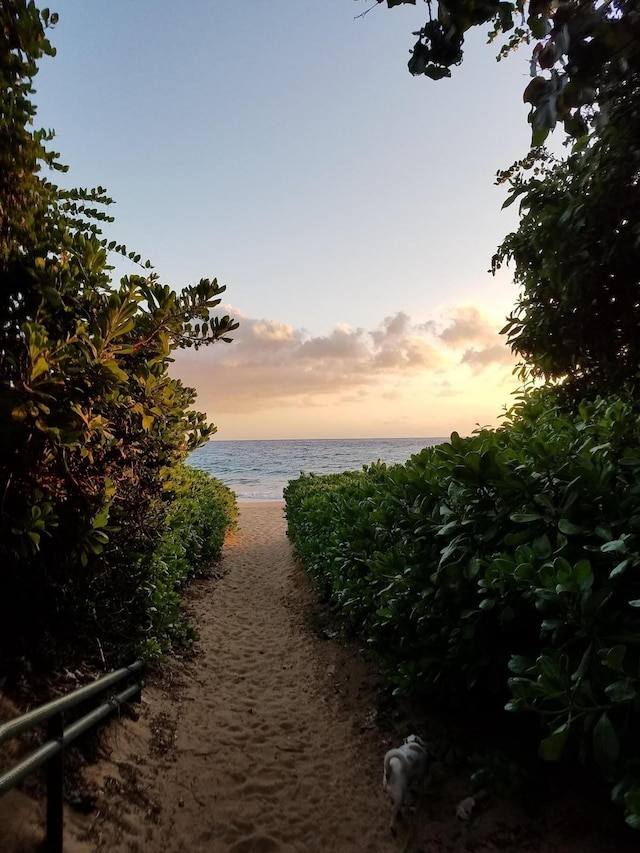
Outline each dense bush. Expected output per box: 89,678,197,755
495,76,640,396
142,466,237,660
0,3,238,672
45,463,237,665
285,390,640,827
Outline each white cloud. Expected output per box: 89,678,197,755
171,303,517,420
439,305,497,346
252,319,294,343
461,343,515,371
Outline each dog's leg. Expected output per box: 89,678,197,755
390,802,400,836
388,777,406,836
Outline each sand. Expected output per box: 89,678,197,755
3,501,640,852
63,502,401,852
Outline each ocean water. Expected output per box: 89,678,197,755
188,437,446,501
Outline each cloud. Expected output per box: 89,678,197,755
252,319,295,343
369,311,411,347
439,305,495,346
298,326,370,362
171,303,516,416
438,305,514,370
461,343,515,371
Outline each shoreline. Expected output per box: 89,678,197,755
236,498,285,505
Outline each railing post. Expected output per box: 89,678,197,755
46,712,64,853
0,659,144,851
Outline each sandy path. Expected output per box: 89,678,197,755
5,501,638,852
65,502,399,853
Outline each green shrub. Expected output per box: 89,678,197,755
284,390,640,827
0,3,238,673
141,465,237,660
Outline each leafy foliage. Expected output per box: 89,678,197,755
493,77,640,394
371,0,640,144
142,466,238,660
285,390,640,827
0,3,238,671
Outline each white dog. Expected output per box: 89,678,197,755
382,734,428,835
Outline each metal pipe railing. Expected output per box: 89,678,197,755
0,660,144,852
0,660,144,746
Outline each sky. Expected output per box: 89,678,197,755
33,0,536,439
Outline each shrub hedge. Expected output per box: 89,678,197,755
137,465,237,661
284,391,640,827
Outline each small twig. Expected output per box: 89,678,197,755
354,1,381,20
276,744,305,753
96,636,106,666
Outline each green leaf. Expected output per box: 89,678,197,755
539,724,568,761
625,812,640,831
508,655,534,675
510,512,542,523
601,539,626,554
501,191,521,210
532,534,552,559
102,359,128,381
92,505,111,529
531,124,551,147
592,712,619,771
558,518,582,535
529,14,550,40
609,559,631,580
624,790,640,830
602,645,626,672
514,562,535,580
605,678,636,704
30,355,50,381
574,559,593,589
504,530,533,546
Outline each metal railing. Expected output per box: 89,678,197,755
0,660,144,853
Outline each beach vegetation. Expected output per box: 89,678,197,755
494,76,640,396
310,0,640,828
0,3,238,674
285,389,640,827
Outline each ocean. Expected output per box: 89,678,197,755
188,437,446,501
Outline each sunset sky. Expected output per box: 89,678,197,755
34,0,536,439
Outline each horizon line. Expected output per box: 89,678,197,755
205,435,452,443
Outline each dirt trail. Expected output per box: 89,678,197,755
65,502,401,852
